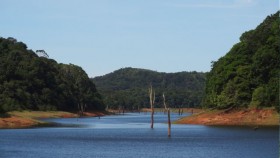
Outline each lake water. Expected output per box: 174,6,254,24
0,112,278,158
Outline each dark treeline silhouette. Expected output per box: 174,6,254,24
92,67,206,110
0,37,105,114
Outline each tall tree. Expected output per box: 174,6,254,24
203,11,280,110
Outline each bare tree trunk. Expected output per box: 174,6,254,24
151,108,154,128
81,104,85,117
77,103,80,120
81,104,83,117
163,93,167,115
118,106,121,114
163,93,171,137
149,85,155,129
77,103,80,117
168,108,171,137
78,103,82,117
178,105,183,115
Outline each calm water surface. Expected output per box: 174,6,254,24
0,112,278,158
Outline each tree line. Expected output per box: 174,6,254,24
92,67,206,110
203,11,279,111
0,37,105,114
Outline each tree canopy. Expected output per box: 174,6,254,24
0,37,105,113
203,11,280,110
92,68,206,110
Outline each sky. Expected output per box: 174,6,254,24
0,0,278,77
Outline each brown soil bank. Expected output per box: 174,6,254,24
175,108,279,126
0,111,107,129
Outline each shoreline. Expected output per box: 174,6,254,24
1,108,278,129
0,111,108,129
175,108,279,126
141,108,203,113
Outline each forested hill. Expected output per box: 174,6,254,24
203,11,279,110
92,68,206,110
0,37,105,113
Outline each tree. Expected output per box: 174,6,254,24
203,11,280,110
91,67,206,110
149,84,155,129
0,37,105,114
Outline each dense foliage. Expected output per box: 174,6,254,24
203,12,279,110
0,37,105,113
92,68,206,110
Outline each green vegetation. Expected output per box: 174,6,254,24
0,37,105,114
2,11,278,115
92,68,206,110
203,12,279,110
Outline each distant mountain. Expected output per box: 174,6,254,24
0,37,105,113
92,67,206,110
203,11,279,110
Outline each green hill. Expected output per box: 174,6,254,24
92,68,206,110
0,37,105,113
203,11,279,110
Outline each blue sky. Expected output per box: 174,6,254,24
0,0,278,77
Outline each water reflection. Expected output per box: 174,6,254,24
0,112,278,158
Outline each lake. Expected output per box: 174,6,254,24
0,112,278,158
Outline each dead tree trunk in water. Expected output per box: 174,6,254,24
163,93,167,115
178,105,183,115
77,103,85,117
118,106,121,114
149,85,155,129
168,108,171,137
163,93,171,137
81,104,86,116
77,103,80,119
151,108,154,128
